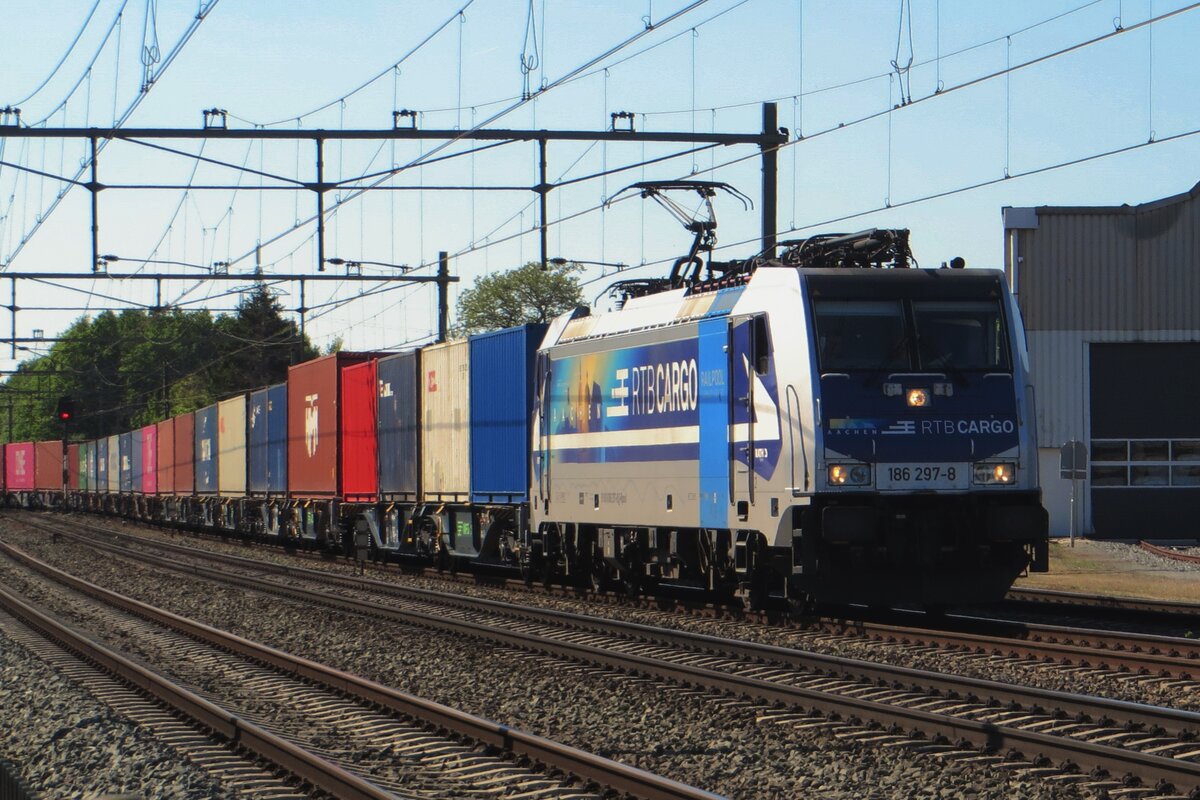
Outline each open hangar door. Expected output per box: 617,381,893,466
1089,343,1200,538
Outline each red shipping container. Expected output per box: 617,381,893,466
157,419,174,495
34,440,62,491
174,412,195,494
4,443,33,490
0,445,5,492
141,424,157,494
287,352,372,498
67,444,80,491
341,359,378,502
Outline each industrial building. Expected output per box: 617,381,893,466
1004,181,1200,539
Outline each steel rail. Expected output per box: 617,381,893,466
813,616,1200,680
0,540,723,800
0,583,395,800
1140,541,1200,566
53,521,1200,734
23,524,1200,795
1006,587,1200,618
43,517,1200,680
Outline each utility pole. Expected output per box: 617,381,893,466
437,251,450,344
760,102,780,258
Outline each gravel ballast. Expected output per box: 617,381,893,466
60,516,1200,713
0,618,228,799
0,518,1099,800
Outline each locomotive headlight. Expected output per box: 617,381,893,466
973,462,1016,485
906,388,929,407
828,464,871,487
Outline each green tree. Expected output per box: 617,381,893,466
454,260,584,336
211,284,317,399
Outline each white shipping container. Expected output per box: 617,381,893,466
218,394,248,496
420,339,470,499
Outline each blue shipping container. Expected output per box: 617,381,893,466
131,428,143,493
248,388,268,493
377,351,420,500
96,438,108,490
195,403,218,494
248,383,287,494
119,432,133,493
468,323,546,503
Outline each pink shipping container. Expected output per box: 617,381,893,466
4,443,32,490
157,419,174,494
141,424,158,494
34,440,62,491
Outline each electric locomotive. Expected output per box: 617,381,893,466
528,221,1048,608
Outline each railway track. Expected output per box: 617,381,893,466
1004,587,1200,624
37,513,1200,681
19,516,1200,798
1141,541,1200,567
0,537,720,800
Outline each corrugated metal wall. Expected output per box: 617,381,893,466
469,324,544,503
421,340,470,500
1012,187,1200,448
218,395,247,496
377,351,419,500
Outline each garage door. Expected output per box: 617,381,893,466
1089,343,1200,538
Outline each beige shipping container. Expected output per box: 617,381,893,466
106,434,120,492
420,339,470,500
218,394,248,496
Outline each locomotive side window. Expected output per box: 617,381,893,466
911,301,1010,371
813,300,908,371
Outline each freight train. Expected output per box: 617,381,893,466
0,228,1048,609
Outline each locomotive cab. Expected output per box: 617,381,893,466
794,267,1049,607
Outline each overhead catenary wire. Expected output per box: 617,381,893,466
5,0,104,107
229,0,476,128
2,0,222,270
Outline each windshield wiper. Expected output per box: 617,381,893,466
916,338,969,386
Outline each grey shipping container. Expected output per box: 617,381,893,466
195,403,218,494
131,428,143,493
249,383,287,495
377,351,419,501
469,324,546,504
119,432,133,493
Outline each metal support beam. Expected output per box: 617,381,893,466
89,137,100,273
437,251,450,344
2,126,779,145
0,271,452,283
298,280,306,340
8,278,14,359
538,138,549,271
315,139,326,272
760,102,779,258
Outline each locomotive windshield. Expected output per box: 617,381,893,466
813,301,909,370
911,301,1009,371
814,298,1010,374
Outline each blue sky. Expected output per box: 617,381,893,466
1,0,1198,360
